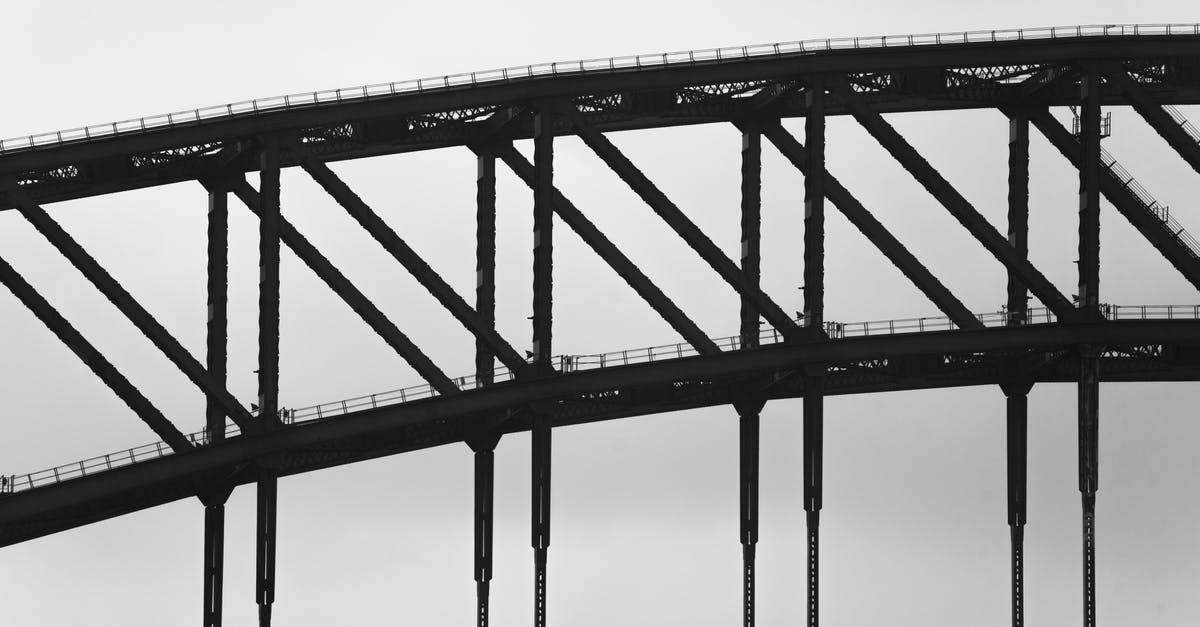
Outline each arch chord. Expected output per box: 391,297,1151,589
228,179,459,396
827,77,1077,320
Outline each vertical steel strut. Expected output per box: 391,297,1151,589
256,472,278,627
1078,347,1100,627
1078,63,1102,316
203,180,230,627
532,105,555,369
1005,110,1031,627
738,122,762,627
803,79,827,627
531,414,552,627
473,148,499,627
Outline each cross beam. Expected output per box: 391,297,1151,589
228,180,459,396
1025,108,1200,290
0,254,192,451
494,145,721,356
567,109,801,338
6,188,256,429
829,78,1077,319
759,123,983,330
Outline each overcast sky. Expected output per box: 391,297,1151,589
1,2,1199,626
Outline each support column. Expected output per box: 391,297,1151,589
256,473,278,626
738,121,762,626
803,78,826,627
1002,381,1032,627
803,374,824,627
203,501,226,627
532,105,555,369
531,414,551,627
1078,64,1101,317
259,137,281,429
1078,346,1100,627
473,148,499,627
804,79,826,332
1005,110,1031,627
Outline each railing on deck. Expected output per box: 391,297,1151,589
0,23,1197,154
1100,147,1200,259
2,302,1198,495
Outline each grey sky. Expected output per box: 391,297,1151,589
1,2,1199,625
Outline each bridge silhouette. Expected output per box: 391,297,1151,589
2,22,1200,627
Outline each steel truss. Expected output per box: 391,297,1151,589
0,29,1199,627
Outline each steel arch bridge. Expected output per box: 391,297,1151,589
3,22,1200,627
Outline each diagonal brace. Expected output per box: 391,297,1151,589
493,144,721,355
1024,107,1200,291
300,158,527,372
228,179,459,396
1106,69,1200,176
0,254,191,451
566,108,801,338
828,78,1076,319
7,188,256,430
759,121,984,330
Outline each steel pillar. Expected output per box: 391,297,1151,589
532,105,555,369
738,123,761,626
470,435,500,627
804,80,825,331
1002,380,1031,627
1078,64,1101,316
259,137,281,429
207,183,229,444
1078,346,1100,627
203,502,226,627
1008,112,1031,324
738,403,761,627
803,374,824,627
256,473,278,626
477,149,498,385
531,414,551,627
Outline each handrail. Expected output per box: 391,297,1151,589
1099,146,1200,258
1,23,1197,155
2,302,1198,496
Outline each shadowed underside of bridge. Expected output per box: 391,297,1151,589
2,24,1200,627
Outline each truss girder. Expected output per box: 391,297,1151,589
0,254,192,451
830,78,1077,319
1025,108,1200,290
1108,69,1200,175
300,158,527,372
5,189,256,429
228,179,459,396
566,108,800,338
493,144,721,356
759,122,983,330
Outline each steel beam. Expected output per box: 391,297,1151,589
759,123,983,330
531,414,551,627
469,434,500,627
1078,64,1102,315
203,503,226,627
1008,113,1031,323
803,374,824,627
1002,380,1032,627
1025,108,1200,290
229,180,459,396
205,181,230,443
5,188,255,429
1107,69,1200,175
494,145,720,355
737,399,762,627
259,138,281,429
804,78,826,330
567,108,801,338
1078,346,1100,627
532,104,556,369
829,78,1077,319
256,473,278,626
0,254,191,451
301,158,527,372
477,149,498,384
